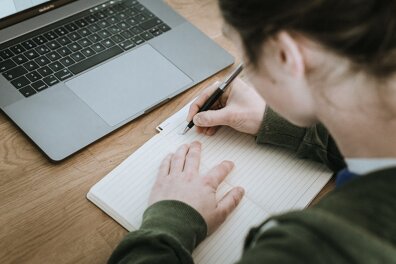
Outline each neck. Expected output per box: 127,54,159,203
316,72,396,158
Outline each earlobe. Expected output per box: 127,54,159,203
277,31,305,78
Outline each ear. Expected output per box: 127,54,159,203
274,31,305,78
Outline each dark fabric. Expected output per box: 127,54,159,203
335,168,359,188
108,200,207,264
257,107,346,172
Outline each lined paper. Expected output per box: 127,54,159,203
87,101,332,263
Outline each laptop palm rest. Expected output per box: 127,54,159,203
66,44,192,126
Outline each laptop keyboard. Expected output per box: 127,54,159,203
0,0,171,98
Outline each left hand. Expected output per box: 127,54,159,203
148,141,245,235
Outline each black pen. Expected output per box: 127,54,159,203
182,63,244,135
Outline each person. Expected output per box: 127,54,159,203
108,0,396,262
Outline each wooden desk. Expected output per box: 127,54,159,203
0,1,334,263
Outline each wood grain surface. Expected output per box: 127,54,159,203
0,1,334,263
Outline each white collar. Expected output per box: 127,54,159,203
345,158,396,175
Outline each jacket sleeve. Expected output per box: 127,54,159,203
108,200,207,264
256,107,345,172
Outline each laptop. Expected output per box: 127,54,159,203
0,0,233,161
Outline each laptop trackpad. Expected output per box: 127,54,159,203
66,45,192,126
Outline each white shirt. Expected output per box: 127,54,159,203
345,158,396,175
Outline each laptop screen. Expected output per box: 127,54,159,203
0,0,77,29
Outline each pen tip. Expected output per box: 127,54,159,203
182,127,190,135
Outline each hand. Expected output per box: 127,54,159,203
148,141,245,235
187,78,266,136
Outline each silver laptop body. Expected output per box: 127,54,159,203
0,0,233,161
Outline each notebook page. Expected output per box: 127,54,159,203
88,132,268,263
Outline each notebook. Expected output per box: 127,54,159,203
87,100,332,263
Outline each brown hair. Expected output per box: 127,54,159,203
219,0,396,77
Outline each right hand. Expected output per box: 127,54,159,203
187,77,266,136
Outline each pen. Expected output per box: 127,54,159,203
182,63,244,135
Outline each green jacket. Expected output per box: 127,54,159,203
108,108,396,263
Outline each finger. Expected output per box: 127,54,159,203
158,154,172,177
187,81,221,122
169,144,189,175
205,161,234,188
193,108,232,128
216,187,244,220
184,141,201,175
205,126,220,136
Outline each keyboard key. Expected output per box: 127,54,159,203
134,4,148,12
24,49,40,60
48,61,64,72
35,45,50,55
140,18,162,30
46,51,62,61
75,19,89,28
86,15,98,23
47,40,61,50
12,54,29,64
44,31,58,40
11,76,30,89
81,47,95,57
21,40,37,50
99,20,110,29
135,14,148,22
35,56,51,66
3,66,28,80
98,29,111,39
23,61,40,71
91,43,105,53
77,38,92,48
33,36,48,45
88,33,102,43
126,18,138,26
0,59,17,72
58,36,72,46
31,80,48,92
108,25,122,34
116,12,127,21
117,22,130,31
10,44,26,55
19,85,36,97
26,71,42,82
101,38,116,48
106,16,120,25
70,52,85,62
111,34,125,43
69,46,122,75
54,69,73,81
94,11,107,20
158,23,171,32
88,23,100,33
37,66,53,77
130,26,143,35
57,47,72,56
67,43,83,52
121,30,133,39
59,56,75,67
0,49,14,60
119,40,135,50
78,28,92,37
68,32,82,41
140,32,154,41
131,36,145,45
65,22,79,32
42,75,59,86
54,27,69,36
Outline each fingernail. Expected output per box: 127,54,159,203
194,115,202,125
238,187,245,197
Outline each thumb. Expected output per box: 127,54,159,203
193,109,232,128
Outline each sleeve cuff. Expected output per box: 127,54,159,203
256,107,307,151
140,200,207,253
